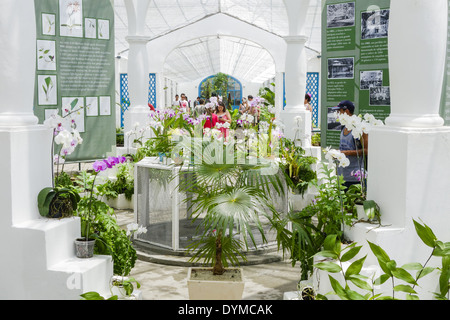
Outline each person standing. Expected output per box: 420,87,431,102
203,102,218,129
305,93,312,113
216,101,232,139
172,94,181,107
332,100,368,189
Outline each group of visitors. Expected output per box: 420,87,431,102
238,95,260,125
171,93,232,139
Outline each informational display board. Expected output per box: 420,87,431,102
34,0,116,161
321,0,391,148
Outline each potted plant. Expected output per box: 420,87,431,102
178,144,284,300
97,161,135,210
38,107,83,219
108,223,146,300
74,156,126,258
280,137,317,196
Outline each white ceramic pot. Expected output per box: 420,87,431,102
187,267,245,300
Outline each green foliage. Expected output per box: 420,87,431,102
37,186,80,218
80,292,118,300
96,163,134,201
178,150,284,275
313,219,450,300
111,277,141,296
272,162,354,281
311,132,321,146
75,196,137,276
280,137,317,195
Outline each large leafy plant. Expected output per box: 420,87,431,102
178,142,284,275
314,219,450,300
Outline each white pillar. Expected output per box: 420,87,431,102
123,0,151,148
356,0,450,299
280,0,312,148
0,0,39,126
384,0,446,128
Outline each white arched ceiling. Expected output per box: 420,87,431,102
114,0,322,83
164,35,276,83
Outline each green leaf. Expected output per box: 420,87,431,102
80,292,104,300
363,200,379,220
341,246,362,262
345,289,367,300
401,262,423,271
345,256,367,278
37,187,57,217
314,261,342,273
368,240,390,263
348,275,372,291
406,294,420,300
328,275,348,300
413,219,437,248
393,284,417,294
417,267,436,280
314,250,338,260
323,234,338,253
373,274,390,285
392,267,418,285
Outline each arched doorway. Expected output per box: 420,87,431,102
198,74,243,110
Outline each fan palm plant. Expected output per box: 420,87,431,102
177,140,285,275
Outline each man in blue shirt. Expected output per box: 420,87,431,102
332,100,368,189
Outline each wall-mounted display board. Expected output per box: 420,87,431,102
34,0,116,161
321,0,391,148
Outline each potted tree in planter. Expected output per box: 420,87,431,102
178,144,284,300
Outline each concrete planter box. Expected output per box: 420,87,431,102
187,267,245,300
102,194,134,210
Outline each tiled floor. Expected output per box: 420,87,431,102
114,209,302,300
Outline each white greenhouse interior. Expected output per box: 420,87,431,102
0,0,449,304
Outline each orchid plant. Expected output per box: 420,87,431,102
37,107,83,218
334,112,384,221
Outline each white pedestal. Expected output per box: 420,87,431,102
0,126,113,299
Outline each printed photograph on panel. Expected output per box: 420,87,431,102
86,96,99,116
98,19,110,40
42,13,56,36
37,40,57,71
38,75,58,105
369,86,391,106
62,97,85,132
360,70,383,90
328,57,354,79
100,96,111,116
327,107,342,131
85,18,97,39
60,0,83,37
361,9,390,40
327,2,355,28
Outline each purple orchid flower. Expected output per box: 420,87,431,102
93,160,108,172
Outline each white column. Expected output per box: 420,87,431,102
280,0,312,148
384,0,446,128
0,0,39,126
357,0,450,299
123,0,151,149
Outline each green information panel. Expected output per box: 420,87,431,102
34,0,116,161
321,0,391,148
